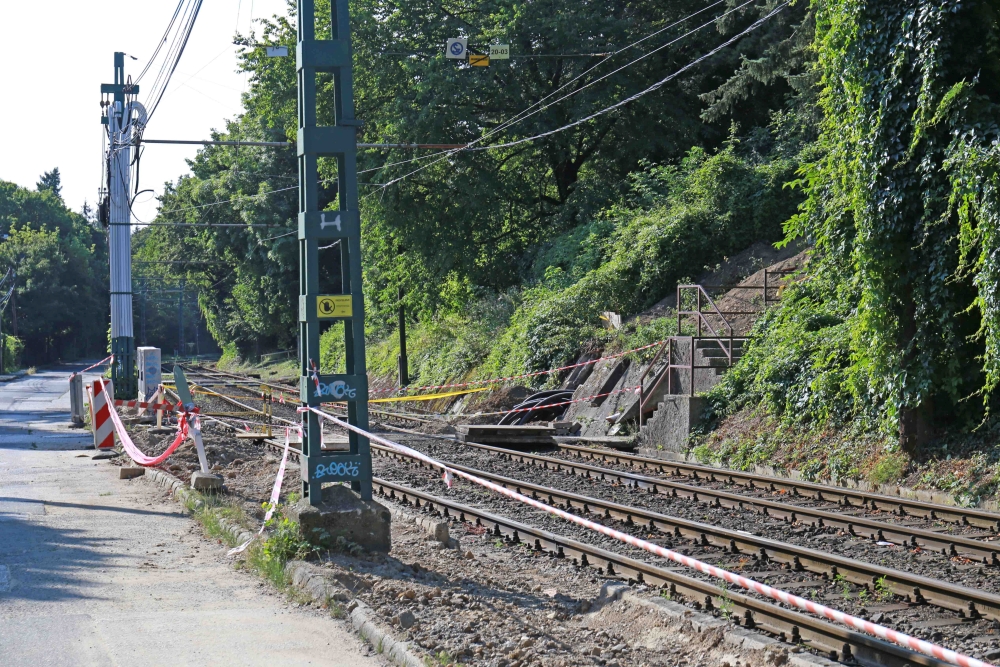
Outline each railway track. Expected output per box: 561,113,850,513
159,364,1000,666
555,444,1000,533
450,442,1000,565
373,445,1000,620
373,478,950,667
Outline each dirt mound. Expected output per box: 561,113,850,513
635,239,809,325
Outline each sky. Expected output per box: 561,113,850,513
0,0,288,223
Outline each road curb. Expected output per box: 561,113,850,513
285,560,425,667
142,467,254,546
140,467,425,667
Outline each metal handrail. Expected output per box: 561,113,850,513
677,285,733,338
638,272,794,419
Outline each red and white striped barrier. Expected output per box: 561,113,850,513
302,405,996,667
100,382,191,467
113,397,178,413
88,378,116,449
70,354,114,379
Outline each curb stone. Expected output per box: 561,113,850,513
140,468,426,667
285,560,425,667
595,582,839,667
0,370,29,383
387,504,453,546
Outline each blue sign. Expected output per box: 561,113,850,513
446,38,467,59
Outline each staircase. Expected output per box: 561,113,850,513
635,284,752,451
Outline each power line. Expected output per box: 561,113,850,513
362,0,742,191
370,1,783,195
141,2,739,215
135,0,186,83
476,3,790,152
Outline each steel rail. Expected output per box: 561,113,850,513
455,441,1000,565
372,478,950,667
158,369,972,665
557,444,1000,532
373,446,1000,622
178,364,443,425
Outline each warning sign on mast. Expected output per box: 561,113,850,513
317,295,353,319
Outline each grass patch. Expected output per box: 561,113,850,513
868,451,909,486
425,650,456,666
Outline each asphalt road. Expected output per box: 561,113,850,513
0,365,383,666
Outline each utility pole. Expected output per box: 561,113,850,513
297,0,372,504
101,52,142,399
140,283,147,346
177,279,185,359
397,287,408,386
0,269,11,375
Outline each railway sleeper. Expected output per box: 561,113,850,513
372,478,953,667
373,447,1000,622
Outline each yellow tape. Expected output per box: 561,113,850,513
369,386,491,403
172,383,489,404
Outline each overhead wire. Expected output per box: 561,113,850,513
136,1,779,229
135,0,186,83
143,0,205,125
367,1,786,196
140,1,739,219
474,2,790,152
358,0,742,188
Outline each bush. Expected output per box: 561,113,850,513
2,335,23,372
706,271,866,428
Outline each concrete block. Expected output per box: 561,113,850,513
640,395,706,452
92,450,120,460
119,467,145,479
286,484,391,553
148,426,175,435
390,507,450,544
190,471,223,491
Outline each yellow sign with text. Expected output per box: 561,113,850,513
469,54,490,66
317,295,353,318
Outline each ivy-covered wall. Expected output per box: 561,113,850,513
714,0,1000,451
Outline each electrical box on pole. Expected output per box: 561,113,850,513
101,52,141,400
297,0,372,503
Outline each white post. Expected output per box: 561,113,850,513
155,383,164,428
188,415,211,473
107,94,146,400
69,374,85,426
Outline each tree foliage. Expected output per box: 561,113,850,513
0,179,107,364
135,0,808,362
715,0,1000,449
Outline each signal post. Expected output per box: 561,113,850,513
288,0,390,552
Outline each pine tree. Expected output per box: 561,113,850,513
36,168,62,199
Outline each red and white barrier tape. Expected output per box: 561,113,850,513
462,385,641,418
368,340,666,396
302,405,995,667
113,398,180,413
229,427,296,555
100,383,191,467
70,354,115,379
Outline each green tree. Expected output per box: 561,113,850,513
36,168,63,200
0,180,107,363
753,0,1000,450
